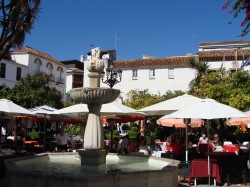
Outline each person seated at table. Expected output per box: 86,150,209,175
127,140,138,153
54,128,70,152
187,127,198,144
165,135,174,151
198,133,208,144
212,133,221,146
147,136,162,153
109,137,119,153
138,138,151,155
172,138,185,160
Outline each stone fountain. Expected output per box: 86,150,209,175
69,47,120,169
4,47,180,187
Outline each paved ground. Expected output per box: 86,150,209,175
178,176,250,186
1,176,250,187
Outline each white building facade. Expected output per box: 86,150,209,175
84,40,250,101
0,58,28,88
1,40,250,102
0,46,68,98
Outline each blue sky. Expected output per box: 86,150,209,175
24,0,248,61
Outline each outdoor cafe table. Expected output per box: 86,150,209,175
189,158,221,186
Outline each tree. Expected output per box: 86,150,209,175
188,57,209,95
123,89,184,110
223,0,250,37
0,0,40,60
191,70,250,111
0,73,64,108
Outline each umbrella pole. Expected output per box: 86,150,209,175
44,116,46,152
184,118,188,162
207,119,211,186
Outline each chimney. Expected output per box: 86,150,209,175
80,55,85,62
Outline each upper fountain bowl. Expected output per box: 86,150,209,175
70,87,120,104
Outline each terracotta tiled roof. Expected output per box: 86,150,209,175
198,49,250,58
199,40,250,46
113,56,196,69
12,46,66,67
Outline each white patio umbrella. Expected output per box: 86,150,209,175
164,98,248,185
0,99,34,116
137,94,202,116
166,99,248,120
54,101,146,116
28,105,82,151
138,94,202,161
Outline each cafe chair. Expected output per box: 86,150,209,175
242,141,249,145
224,149,249,186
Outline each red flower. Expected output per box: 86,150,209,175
241,19,248,26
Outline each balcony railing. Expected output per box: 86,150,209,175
32,70,41,75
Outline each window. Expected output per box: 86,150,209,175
35,59,42,74
132,70,138,80
47,63,53,75
168,69,174,79
149,69,155,79
0,63,6,78
57,67,64,84
16,67,22,81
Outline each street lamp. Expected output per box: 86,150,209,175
101,64,122,88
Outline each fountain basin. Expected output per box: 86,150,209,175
4,152,180,187
70,87,120,104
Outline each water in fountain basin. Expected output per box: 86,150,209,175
15,153,169,177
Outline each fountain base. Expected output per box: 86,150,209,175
78,149,107,166
4,153,180,187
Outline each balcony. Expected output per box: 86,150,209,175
32,70,40,75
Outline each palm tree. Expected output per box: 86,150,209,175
0,0,40,60
188,57,209,93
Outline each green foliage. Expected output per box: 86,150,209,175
188,57,210,93
0,73,63,108
0,84,11,99
124,89,162,110
28,130,40,139
0,0,41,60
64,125,84,135
124,89,185,110
127,126,140,139
105,130,121,141
190,70,250,111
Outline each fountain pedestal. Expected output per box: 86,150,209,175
78,149,107,166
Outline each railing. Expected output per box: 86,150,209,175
32,70,40,75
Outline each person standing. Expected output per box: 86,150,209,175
116,134,129,154
55,128,70,152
